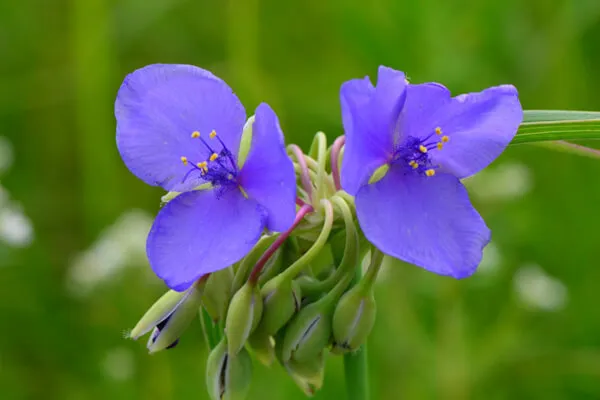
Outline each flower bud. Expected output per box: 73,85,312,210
331,286,376,354
202,267,235,322
225,282,263,355
280,300,332,363
206,339,253,400
247,330,275,366
283,352,325,396
257,276,302,335
130,283,203,354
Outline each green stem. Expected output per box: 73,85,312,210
343,248,375,400
344,344,370,400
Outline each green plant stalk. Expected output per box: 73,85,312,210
343,253,370,400
342,248,379,400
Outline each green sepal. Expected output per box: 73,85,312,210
206,339,253,400
202,267,235,322
225,282,263,355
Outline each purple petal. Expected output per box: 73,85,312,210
238,103,296,232
147,188,266,290
398,82,452,140
418,85,522,178
340,67,407,195
355,167,490,278
116,64,246,191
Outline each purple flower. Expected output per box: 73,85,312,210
116,64,296,290
340,66,523,278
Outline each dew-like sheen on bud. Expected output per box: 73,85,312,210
206,339,253,400
225,282,263,355
332,286,376,354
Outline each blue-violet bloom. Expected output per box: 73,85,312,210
116,64,296,290
340,66,523,278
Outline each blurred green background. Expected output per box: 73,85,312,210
2,0,600,399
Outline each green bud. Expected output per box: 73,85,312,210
202,267,235,322
129,290,187,340
206,339,253,400
256,247,283,285
331,285,376,354
258,276,302,335
284,352,325,396
142,283,204,353
225,282,263,355
280,300,332,363
247,330,276,366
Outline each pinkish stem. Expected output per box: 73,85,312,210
289,144,313,199
331,135,346,191
248,204,313,284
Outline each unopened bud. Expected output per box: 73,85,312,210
247,330,276,366
130,283,203,353
225,282,263,355
284,352,325,396
206,339,253,400
202,267,234,322
331,286,376,354
280,301,332,363
258,276,302,335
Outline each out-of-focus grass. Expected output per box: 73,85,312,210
1,0,600,399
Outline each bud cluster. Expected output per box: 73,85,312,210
129,134,385,399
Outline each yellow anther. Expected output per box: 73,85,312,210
409,160,419,169
209,130,217,139
180,156,188,165
197,161,207,169
435,127,442,135
441,135,450,143
419,145,428,153
425,169,436,177
191,131,200,138
209,153,218,162
437,142,444,150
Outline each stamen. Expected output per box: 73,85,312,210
191,131,200,138
436,142,443,150
425,169,435,177
209,153,219,162
210,130,217,139
419,145,428,153
435,127,442,135
180,156,188,165
197,161,208,172
409,160,419,169
441,135,450,143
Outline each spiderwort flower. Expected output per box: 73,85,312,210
116,64,296,290
340,66,523,278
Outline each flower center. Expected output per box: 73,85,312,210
392,126,449,177
179,130,239,188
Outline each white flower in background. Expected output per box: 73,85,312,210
0,134,35,249
67,210,154,297
102,347,135,381
0,203,34,247
513,264,568,311
465,162,532,202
